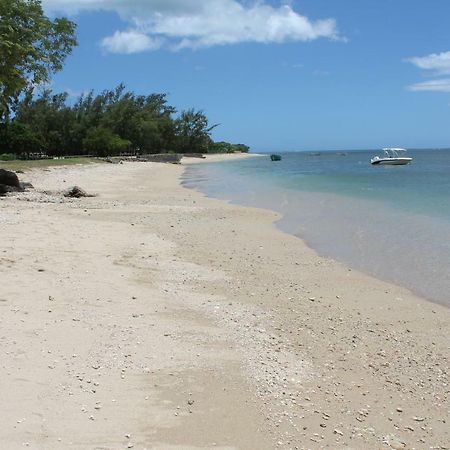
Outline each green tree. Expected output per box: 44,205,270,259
174,109,217,153
0,0,77,122
7,83,249,158
100,90,176,154
209,141,250,154
82,127,130,157
209,141,233,153
7,121,45,157
14,89,77,155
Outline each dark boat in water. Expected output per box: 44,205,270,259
270,154,282,161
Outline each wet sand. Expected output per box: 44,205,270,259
0,157,448,449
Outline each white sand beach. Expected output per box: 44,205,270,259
0,157,448,449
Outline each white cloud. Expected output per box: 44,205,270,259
65,87,90,98
101,30,162,54
313,69,330,76
407,51,450,75
406,51,450,94
43,0,341,53
407,79,450,93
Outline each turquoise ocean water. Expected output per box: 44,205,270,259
182,150,450,307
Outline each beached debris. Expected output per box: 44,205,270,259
102,157,123,164
63,186,95,198
383,434,406,449
138,153,182,164
20,182,34,190
182,153,206,159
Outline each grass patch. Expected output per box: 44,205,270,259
0,157,103,172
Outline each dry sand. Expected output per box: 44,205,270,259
0,157,448,450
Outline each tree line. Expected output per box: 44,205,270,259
0,0,249,159
0,84,248,158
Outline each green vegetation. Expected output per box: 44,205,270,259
0,156,100,171
0,153,16,161
209,141,250,154
0,0,77,123
174,109,218,154
1,84,249,158
82,127,131,157
0,0,249,158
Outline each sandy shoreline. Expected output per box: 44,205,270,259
182,152,265,164
0,158,449,449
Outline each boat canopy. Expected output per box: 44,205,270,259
382,148,408,157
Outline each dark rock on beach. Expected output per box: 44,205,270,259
0,169,29,195
0,169,21,189
63,186,95,198
0,184,24,195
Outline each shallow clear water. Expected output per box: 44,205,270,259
182,150,450,307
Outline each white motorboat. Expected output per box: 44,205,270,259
370,148,412,165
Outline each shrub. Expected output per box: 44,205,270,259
0,153,16,161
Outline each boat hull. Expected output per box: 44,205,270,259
371,157,412,165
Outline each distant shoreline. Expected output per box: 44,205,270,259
182,152,265,164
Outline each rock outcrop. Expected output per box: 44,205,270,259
0,169,24,195
0,169,21,188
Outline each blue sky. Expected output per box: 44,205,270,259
43,0,450,151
